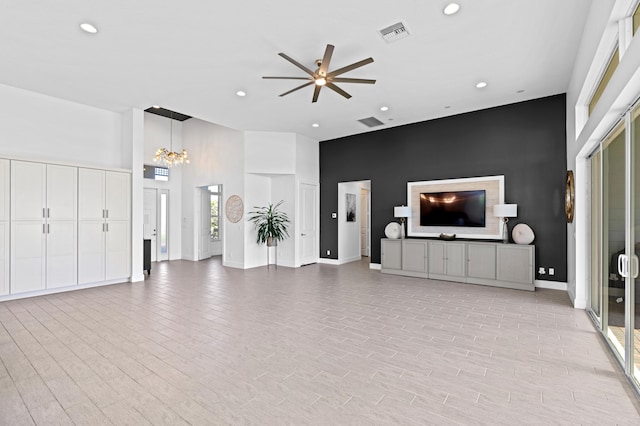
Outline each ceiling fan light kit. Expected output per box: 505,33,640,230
263,44,376,103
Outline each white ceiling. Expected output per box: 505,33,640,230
0,0,592,141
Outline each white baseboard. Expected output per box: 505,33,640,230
223,260,244,269
318,258,341,265
0,278,130,302
369,263,381,270
535,279,567,291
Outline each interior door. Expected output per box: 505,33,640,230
300,183,317,265
360,188,369,256
143,188,157,262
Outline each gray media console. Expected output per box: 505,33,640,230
381,238,535,291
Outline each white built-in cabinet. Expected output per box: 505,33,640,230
0,158,131,299
10,161,78,293
78,168,130,284
0,160,9,295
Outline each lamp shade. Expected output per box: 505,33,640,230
493,204,517,218
394,206,412,218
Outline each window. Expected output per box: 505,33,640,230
634,2,640,35
208,185,221,240
589,46,619,116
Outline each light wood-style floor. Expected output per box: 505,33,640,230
1,257,639,425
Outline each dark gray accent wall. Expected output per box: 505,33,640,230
320,94,567,282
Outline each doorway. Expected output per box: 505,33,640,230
360,187,370,257
337,180,371,264
197,185,223,261
143,188,169,262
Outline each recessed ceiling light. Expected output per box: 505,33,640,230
80,23,98,34
312,123,320,128
444,106,451,109
380,106,389,112
443,3,460,15
236,91,246,97
517,89,525,93
476,81,487,89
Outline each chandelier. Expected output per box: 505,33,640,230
154,111,189,167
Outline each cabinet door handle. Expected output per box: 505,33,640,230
43,224,46,234
105,209,109,219
105,223,109,232
43,208,46,218
47,208,50,218
47,224,50,234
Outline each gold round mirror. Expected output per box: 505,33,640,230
565,170,575,223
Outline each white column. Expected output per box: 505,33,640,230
122,108,145,282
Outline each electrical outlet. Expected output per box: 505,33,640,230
538,267,545,275
327,250,331,256
549,267,555,276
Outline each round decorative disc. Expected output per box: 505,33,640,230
512,223,535,245
384,222,402,239
225,195,244,223
565,170,575,223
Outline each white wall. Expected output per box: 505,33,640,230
271,175,296,267
181,118,245,267
566,0,640,308
245,131,296,174
143,112,183,260
0,84,123,169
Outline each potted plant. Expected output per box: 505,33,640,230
248,200,290,247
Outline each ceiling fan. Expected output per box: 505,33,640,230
263,44,375,103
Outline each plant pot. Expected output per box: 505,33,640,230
267,236,277,247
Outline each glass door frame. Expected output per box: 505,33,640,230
587,107,640,390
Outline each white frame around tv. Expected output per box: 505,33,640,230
407,175,505,239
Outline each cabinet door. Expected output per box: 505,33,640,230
402,240,427,272
11,222,46,293
46,221,77,289
47,165,77,221
467,244,496,280
78,221,106,284
105,172,130,221
106,220,130,280
0,159,9,221
0,160,7,296
12,161,46,221
0,222,8,296
445,243,466,277
381,239,402,270
428,242,446,275
79,168,106,221
497,245,533,284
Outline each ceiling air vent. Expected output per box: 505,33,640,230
379,22,410,43
358,117,385,128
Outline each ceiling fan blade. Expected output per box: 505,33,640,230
279,81,314,97
278,53,315,76
327,57,374,78
326,82,352,99
263,76,313,80
318,44,334,76
331,77,376,84
312,85,322,103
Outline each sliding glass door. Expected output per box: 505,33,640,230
602,123,627,360
589,105,640,388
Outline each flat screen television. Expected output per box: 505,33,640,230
419,190,486,227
